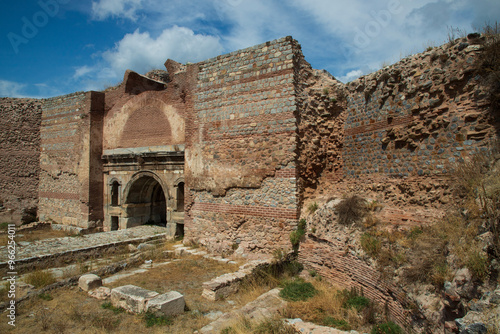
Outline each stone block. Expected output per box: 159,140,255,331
111,285,159,313
88,286,111,300
78,274,102,292
146,291,185,317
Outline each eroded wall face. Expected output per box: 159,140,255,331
39,92,104,228
343,44,496,179
298,42,500,328
0,98,42,223
185,37,301,255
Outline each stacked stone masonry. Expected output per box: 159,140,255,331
0,98,42,221
342,43,496,179
184,37,301,254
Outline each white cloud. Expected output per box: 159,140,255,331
102,26,223,77
0,80,27,98
73,65,94,79
91,0,143,21
338,69,364,83
71,26,224,91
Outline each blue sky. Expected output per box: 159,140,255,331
0,0,499,98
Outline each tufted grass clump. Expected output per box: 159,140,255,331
336,195,368,226
24,270,56,288
290,219,307,250
308,202,319,214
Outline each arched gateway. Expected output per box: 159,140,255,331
123,172,168,227
102,145,185,236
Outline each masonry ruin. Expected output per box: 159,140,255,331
1,35,499,328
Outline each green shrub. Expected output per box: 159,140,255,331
344,295,371,312
279,281,317,301
466,250,489,281
253,317,298,334
371,321,402,334
143,311,172,327
322,317,351,330
336,195,368,226
341,287,371,312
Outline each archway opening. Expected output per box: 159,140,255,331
125,175,167,227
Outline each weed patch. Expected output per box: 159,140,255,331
38,293,53,301
371,321,402,334
143,311,173,327
101,301,125,314
322,317,351,330
308,202,319,214
290,219,307,251
279,280,317,301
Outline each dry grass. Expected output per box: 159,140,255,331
106,256,240,316
221,315,299,334
336,195,368,226
24,270,57,288
282,280,375,332
1,256,241,333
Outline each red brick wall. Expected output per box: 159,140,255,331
184,37,301,254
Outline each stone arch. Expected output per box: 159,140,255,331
122,171,169,227
103,95,185,150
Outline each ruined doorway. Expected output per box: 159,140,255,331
111,216,119,231
124,175,167,227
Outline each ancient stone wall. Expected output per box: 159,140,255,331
0,98,42,223
184,37,300,255
343,42,496,179
298,39,500,328
38,91,105,228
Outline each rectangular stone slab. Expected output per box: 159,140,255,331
111,285,159,313
146,291,185,316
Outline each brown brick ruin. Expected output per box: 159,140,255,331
2,35,499,328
